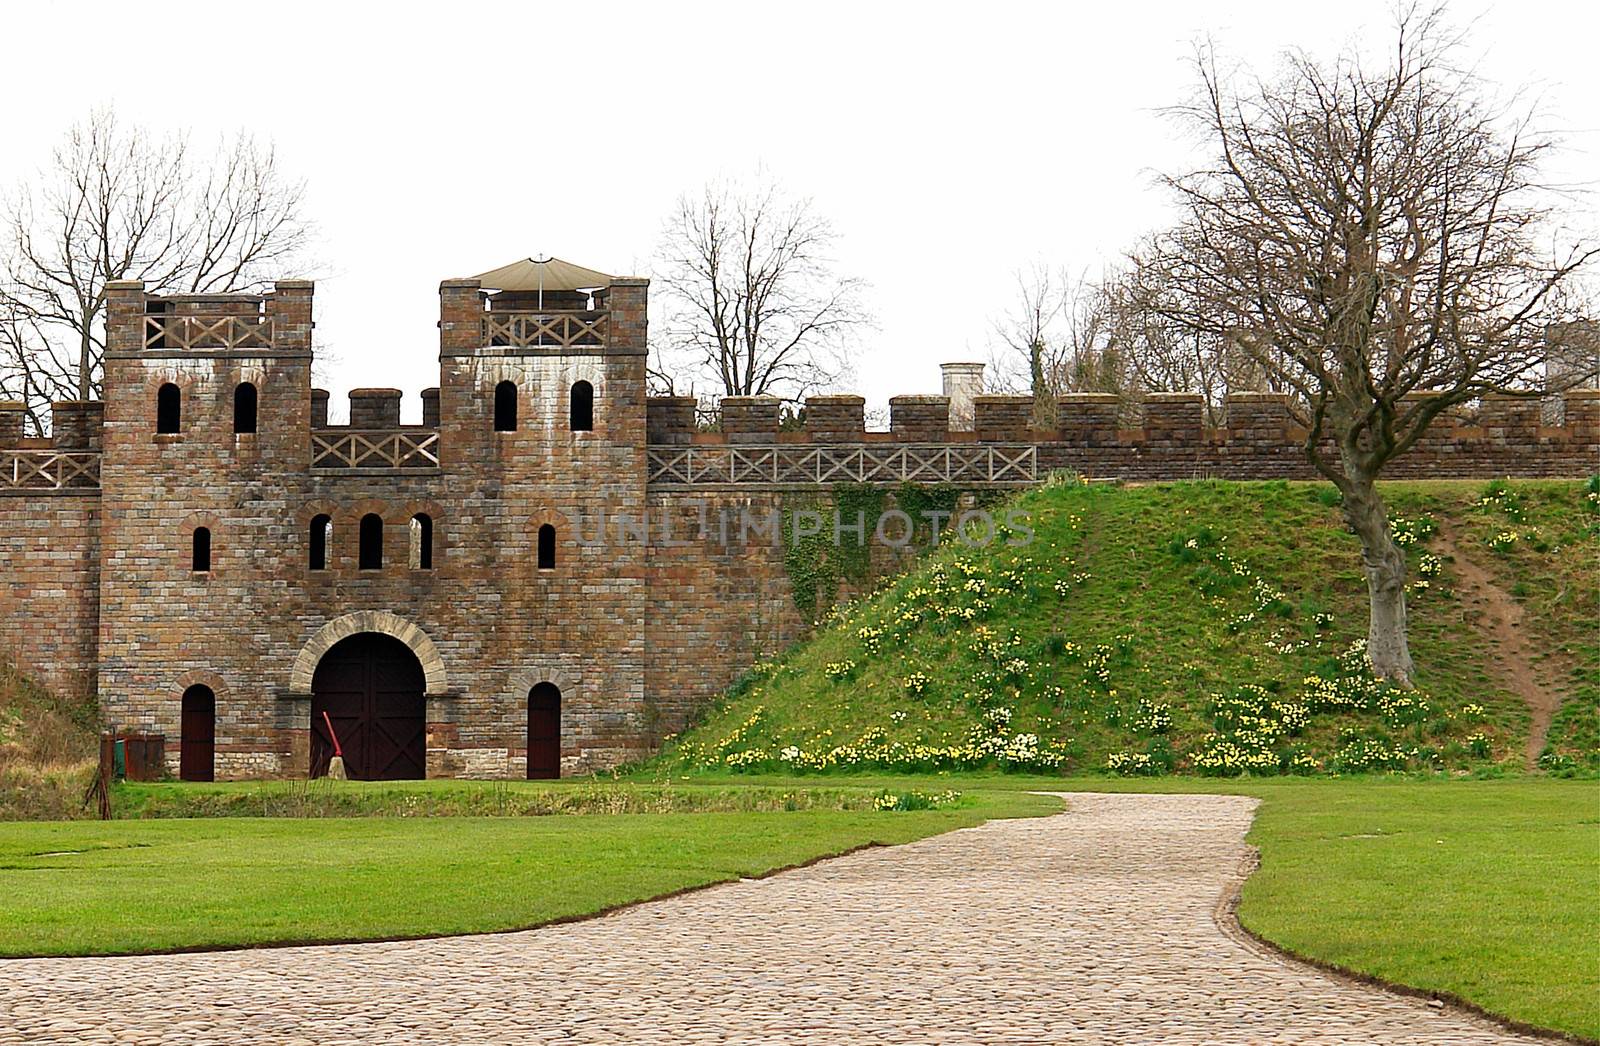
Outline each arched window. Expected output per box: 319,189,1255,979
570,380,594,431
494,380,518,432
309,514,332,571
156,383,181,434
537,523,556,570
359,513,384,570
192,527,212,572
233,382,258,434
410,513,433,570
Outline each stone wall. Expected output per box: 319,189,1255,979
0,492,100,700
648,389,1600,481
642,492,803,739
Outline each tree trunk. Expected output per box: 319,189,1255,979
78,326,93,402
1028,338,1056,429
1339,474,1415,687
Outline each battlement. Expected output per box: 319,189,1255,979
438,274,648,357
107,280,315,358
6,272,1594,494
644,388,1600,487
647,388,1600,445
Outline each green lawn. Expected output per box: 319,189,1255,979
1234,777,1600,1040
2,776,1594,1039
0,786,1056,957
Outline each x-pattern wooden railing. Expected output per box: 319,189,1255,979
1,451,101,489
647,444,1038,487
483,311,609,348
311,431,440,469
144,314,274,350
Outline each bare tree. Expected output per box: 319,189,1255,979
655,176,868,401
1124,7,1597,683
1102,259,1274,425
991,265,1131,425
0,109,312,414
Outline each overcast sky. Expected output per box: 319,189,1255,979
3,0,1595,421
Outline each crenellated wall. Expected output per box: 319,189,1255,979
643,389,1600,482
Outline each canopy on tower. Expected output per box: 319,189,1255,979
470,257,614,293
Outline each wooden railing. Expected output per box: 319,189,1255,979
311,431,440,469
144,314,274,350
483,310,608,348
1,451,101,490
646,444,1038,487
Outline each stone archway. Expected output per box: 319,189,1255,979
311,632,426,780
290,611,448,696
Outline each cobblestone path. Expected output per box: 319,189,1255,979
0,793,1543,1044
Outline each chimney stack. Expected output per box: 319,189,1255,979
941,362,985,432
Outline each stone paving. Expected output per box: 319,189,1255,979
0,793,1544,1045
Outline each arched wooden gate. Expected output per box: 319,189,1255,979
311,633,426,780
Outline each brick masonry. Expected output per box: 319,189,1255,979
1,273,1595,779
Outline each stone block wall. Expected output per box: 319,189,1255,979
1056,394,1121,446
890,396,950,441
720,396,781,443
51,401,106,451
348,388,402,429
642,491,802,739
646,396,696,444
0,401,24,443
973,395,1035,442
804,396,865,441
0,493,100,700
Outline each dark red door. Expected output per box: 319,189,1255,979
311,633,426,780
527,683,561,779
179,686,215,782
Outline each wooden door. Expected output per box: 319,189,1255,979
311,634,426,780
526,683,561,779
179,686,215,782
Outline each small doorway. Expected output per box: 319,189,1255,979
179,685,216,782
527,683,561,779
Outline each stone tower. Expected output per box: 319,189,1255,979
96,280,315,767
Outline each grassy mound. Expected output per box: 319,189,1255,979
0,657,99,819
665,478,1597,777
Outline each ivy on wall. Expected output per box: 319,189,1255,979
783,482,959,619
834,483,885,583
895,482,961,545
782,491,837,621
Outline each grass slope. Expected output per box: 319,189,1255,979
0,657,98,820
0,786,1057,956
665,478,1598,777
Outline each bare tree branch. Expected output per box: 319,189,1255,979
1120,4,1597,683
654,175,869,402
0,108,313,416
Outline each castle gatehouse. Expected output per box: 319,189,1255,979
0,258,1595,779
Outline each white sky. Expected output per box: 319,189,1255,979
3,0,1595,422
